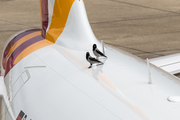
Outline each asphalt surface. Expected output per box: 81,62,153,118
0,0,180,62
86,0,180,59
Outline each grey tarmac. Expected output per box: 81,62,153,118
0,0,180,63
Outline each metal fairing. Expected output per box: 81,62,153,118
1,0,180,120
55,0,101,50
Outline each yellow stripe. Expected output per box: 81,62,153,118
14,40,53,65
8,31,41,55
98,72,117,90
46,0,75,43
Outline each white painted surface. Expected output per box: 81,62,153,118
46,0,55,33
4,43,180,120
56,0,101,50
2,0,180,120
0,77,5,97
147,58,152,84
101,40,105,55
168,96,180,103
150,53,180,74
0,76,15,120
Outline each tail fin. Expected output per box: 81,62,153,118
40,0,101,50
40,0,48,38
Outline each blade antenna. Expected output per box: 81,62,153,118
147,58,152,84
101,40,105,55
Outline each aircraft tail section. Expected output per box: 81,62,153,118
40,0,49,38
40,0,100,50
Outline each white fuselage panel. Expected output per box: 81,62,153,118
5,44,180,120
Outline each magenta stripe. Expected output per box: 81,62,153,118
11,35,44,60
5,35,44,76
2,29,40,69
11,29,40,45
41,0,48,38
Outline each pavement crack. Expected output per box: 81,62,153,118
127,31,180,37
90,14,180,24
109,0,180,15
105,42,165,56
0,19,39,29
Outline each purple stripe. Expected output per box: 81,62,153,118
7,29,40,48
5,35,44,76
2,29,40,69
41,0,48,38
11,35,44,60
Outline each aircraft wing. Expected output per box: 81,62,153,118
150,53,180,75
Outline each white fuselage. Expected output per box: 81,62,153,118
1,0,180,119
2,40,180,120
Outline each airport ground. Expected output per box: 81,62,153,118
1,0,180,61
1,0,180,62
0,0,180,116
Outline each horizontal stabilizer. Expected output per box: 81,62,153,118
149,53,180,74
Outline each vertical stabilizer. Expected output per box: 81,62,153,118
40,0,48,38
40,0,101,50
